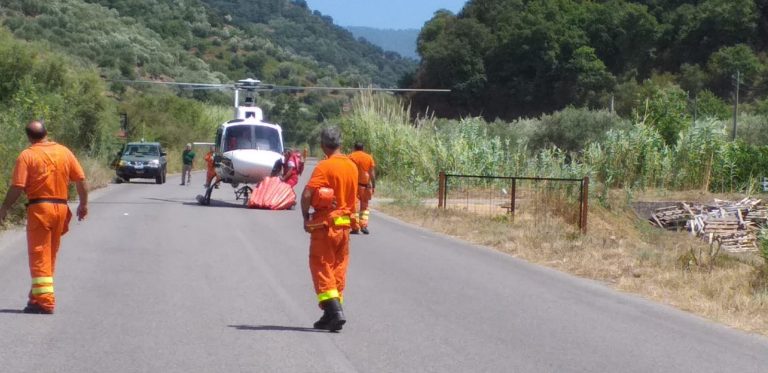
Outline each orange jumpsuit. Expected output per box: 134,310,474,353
204,151,218,186
306,154,358,303
348,150,375,231
11,142,85,312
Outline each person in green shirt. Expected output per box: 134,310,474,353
181,143,195,186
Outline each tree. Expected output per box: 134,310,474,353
582,1,661,76
707,44,763,96
637,82,690,146
562,46,616,107
695,89,731,120
678,63,708,95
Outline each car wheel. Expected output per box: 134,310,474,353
115,176,123,184
162,168,167,184
155,172,163,184
124,177,130,183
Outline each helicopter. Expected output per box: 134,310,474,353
115,78,449,206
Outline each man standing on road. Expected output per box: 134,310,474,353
181,143,195,186
204,145,219,189
300,127,358,331
348,142,376,235
0,120,88,314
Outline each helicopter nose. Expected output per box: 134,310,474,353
230,150,282,179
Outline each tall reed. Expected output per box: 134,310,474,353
339,91,768,195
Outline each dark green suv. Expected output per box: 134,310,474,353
115,142,167,184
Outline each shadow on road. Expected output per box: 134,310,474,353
228,324,327,333
112,180,158,185
183,199,247,209
144,197,193,204
0,309,24,314
91,197,193,205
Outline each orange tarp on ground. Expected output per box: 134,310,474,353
247,177,296,210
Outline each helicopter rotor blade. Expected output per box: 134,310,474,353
269,86,451,93
111,80,234,89
110,79,450,93
179,86,233,91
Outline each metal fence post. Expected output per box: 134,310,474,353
579,176,589,234
510,178,516,218
438,171,446,209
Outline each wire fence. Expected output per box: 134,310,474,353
437,172,589,233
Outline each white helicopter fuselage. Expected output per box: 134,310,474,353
218,149,281,184
214,117,283,186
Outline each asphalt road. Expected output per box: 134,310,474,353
1,162,768,372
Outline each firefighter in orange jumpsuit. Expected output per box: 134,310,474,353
349,142,376,235
281,149,300,187
0,121,88,314
301,126,357,331
204,146,219,188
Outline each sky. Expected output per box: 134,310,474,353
304,0,468,29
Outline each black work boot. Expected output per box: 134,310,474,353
361,227,369,235
313,298,346,332
23,303,53,314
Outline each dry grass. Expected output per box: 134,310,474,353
375,192,768,335
80,156,115,190
164,148,184,174
631,188,755,204
0,156,114,229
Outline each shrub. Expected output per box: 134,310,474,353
529,107,628,153
338,90,767,196
736,114,768,146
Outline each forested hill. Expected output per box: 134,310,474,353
0,0,415,87
201,0,415,84
347,27,420,60
411,0,768,120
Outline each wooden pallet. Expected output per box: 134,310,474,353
649,198,764,253
703,218,741,234
651,204,692,229
747,207,768,224
714,232,758,253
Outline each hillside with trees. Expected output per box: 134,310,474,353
0,0,415,86
410,0,768,121
347,27,420,60
0,0,418,147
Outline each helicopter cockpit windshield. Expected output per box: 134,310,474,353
224,125,282,153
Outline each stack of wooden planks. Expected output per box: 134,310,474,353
711,232,758,253
747,205,768,225
650,205,691,230
650,198,764,253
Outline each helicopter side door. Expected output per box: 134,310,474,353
215,127,223,154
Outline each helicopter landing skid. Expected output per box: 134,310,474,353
234,185,253,205
197,180,222,206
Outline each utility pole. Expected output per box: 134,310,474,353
610,94,614,114
692,95,697,126
732,70,740,141
688,91,697,127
